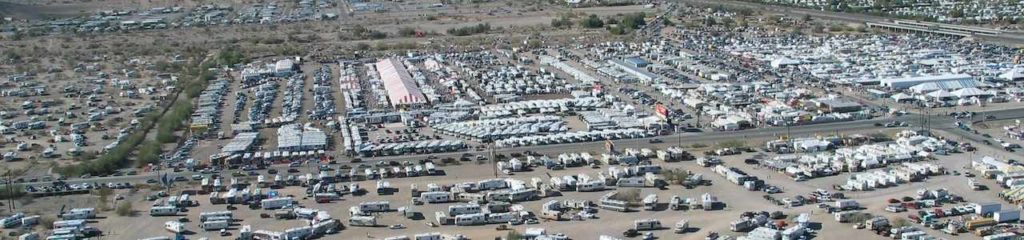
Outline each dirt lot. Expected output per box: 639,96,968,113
5,129,1004,239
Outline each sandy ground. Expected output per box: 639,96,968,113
6,129,1006,240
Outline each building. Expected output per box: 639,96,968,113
1000,67,1024,81
879,74,974,90
625,57,651,68
222,132,260,154
812,98,862,113
376,58,427,108
608,59,659,83
276,124,327,151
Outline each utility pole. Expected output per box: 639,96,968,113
490,144,497,178
5,170,13,212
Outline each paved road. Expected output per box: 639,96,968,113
19,107,1024,188
674,0,1024,45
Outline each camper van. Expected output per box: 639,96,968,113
673,219,690,233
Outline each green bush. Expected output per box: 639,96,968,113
116,201,133,216
446,23,491,36
580,14,604,28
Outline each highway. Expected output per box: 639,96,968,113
674,0,1024,46
18,107,1024,189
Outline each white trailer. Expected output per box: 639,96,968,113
59,212,87,221
149,206,179,216
455,213,487,226
835,200,860,210
413,233,443,240
448,204,482,216
165,221,185,233
51,220,85,229
349,215,377,227
674,219,690,233
20,215,38,227
284,226,313,240
577,180,605,192
485,212,517,224
634,219,662,230
199,211,232,222
358,201,391,212
18,232,38,240
261,197,294,210
834,211,861,223
419,191,452,203
198,220,229,231
62,208,95,220
477,178,508,191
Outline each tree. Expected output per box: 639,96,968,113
97,188,113,211
608,25,627,35
621,12,647,29
704,16,717,26
891,217,910,227
350,25,368,36
506,230,524,240
116,201,133,216
869,133,892,142
368,31,387,39
551,15,573,28
717,140,747,149
663,168,691,184
580,14,604,28
355,42,371,51
40,216,56,229
663,17,675,27
949,8,964,18
612,188,642,203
